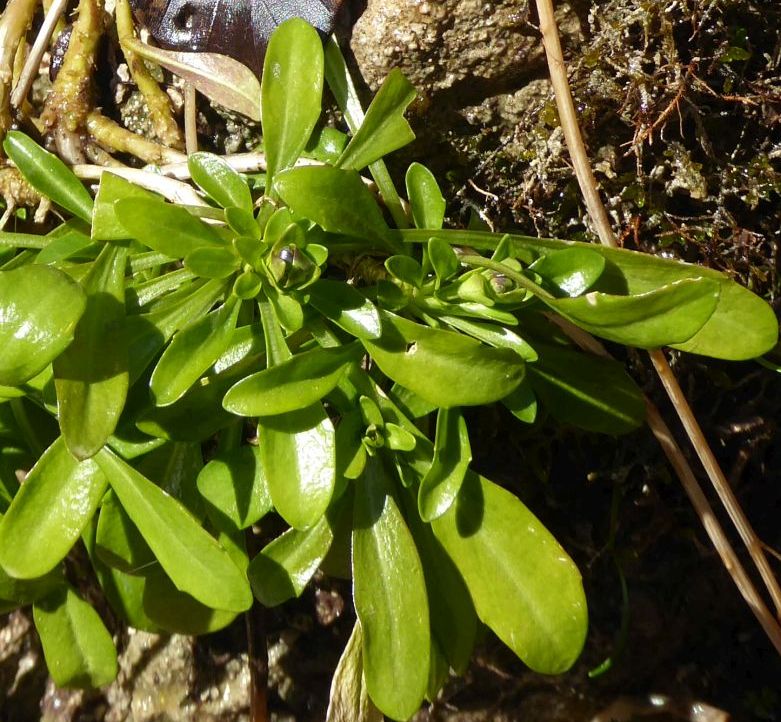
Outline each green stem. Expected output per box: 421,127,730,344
458,254,556,303
324,37,409,230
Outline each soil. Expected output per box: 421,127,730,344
2,0,781,720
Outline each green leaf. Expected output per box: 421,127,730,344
502,381,538,424
257,407,336,530
274,166,391,248
196,445,272,529
309,280,383,340
226,208,261,240
363,312,525,407
33,586,118,688
529,247,605,296
432,473,587,674
428,237,459,285
248,507,336,606
0,565,63,610
326,622,384,722
4,131,94,223
528,343,644,434
440,315,538,361
224,342,362,416
92,171,161,241
189,152,253,212
95,449,252,612
0,437,107,578
141,570,238,635
114,198,222,257
54,244,129,459
385,255,423,287
95,490,155,574
352,457,429,721
126,278,227,384
406,163,445,230
418,408,471,522
337,69,416,171
550,277,721,348
184,246,240,278
151,299,240,406
262,18,324,187
0,265,86,386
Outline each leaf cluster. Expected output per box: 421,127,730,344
0,19,776,720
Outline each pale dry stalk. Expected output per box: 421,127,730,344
534,0,781,652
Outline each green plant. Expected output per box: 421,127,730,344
0,18,776,721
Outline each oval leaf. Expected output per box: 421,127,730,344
257,405,336,530
189,152,253,211
406,163,445,231
551,277,721,348
0,437,107,579
418,408,472,522
114,197,223,257
223,342,362,416
432,473,587,674
363,312,525,407
0,265,86,387
262,18,324,185
33,586,118,688
309,279,383,340
54,244,129,460
352,457,430,721
530,247,606,297
196,445,272,529
96,448,252,612
151,299,240,406
4,131,94,223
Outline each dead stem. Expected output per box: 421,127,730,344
183,82,197,154
535,0,781,646
0,0,39,141
10,0,68,111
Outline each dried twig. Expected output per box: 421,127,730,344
535,0,781,651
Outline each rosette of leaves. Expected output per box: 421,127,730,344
0,18,776,721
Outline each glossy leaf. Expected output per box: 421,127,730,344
262,18,324,186
0,437,107,579
196,445,272,529
550,277,721,348
54,245,129,459
527,343,644,434
95,490,155,574
3,131,94,223
258,407,336,530
92,172,161,241
184,246,241,278
432,473,587,674
224,342,362,416
274,166,391,247
33,586,118,688
363,312,525,407
309,280,383,340
502,381,538,424
114,198,222,257
151,299,240,406
0,265,86,386
189,152,253,212
96,449,252,612
0,565,63,610
418,408,472,522
248,507,335,606
352,457,429,720
141,570,238,635
337,69,416,171
406,163,446,230
529,247,605,296
441,315,538,361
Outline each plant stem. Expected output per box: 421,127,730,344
0,0,38,143
86,112,186,165
458,253,556,302
323,37,410,229
115,0,183,150
535,0,781,640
